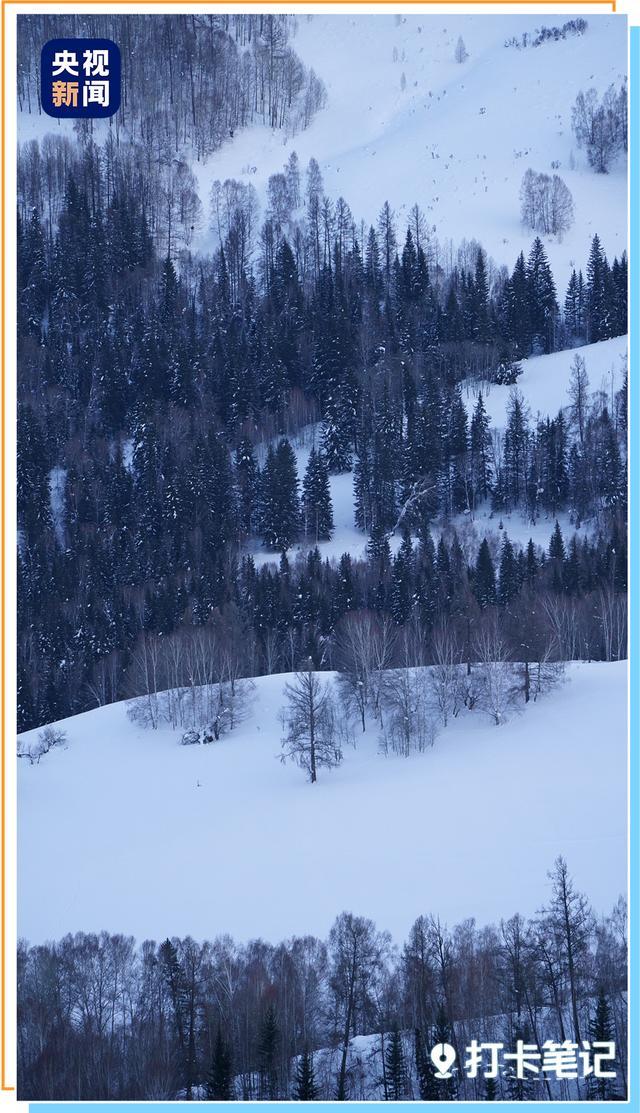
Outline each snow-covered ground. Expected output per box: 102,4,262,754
191,14,626,289
465,334,628,431
18,661,627,944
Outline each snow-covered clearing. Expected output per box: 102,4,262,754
18,661,626,944
464,334,628,430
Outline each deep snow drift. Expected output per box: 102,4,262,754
18,661,627,944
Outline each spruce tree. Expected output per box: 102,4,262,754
235,438,258,540
384,1029,409,1100
548,520,566,592
257,1004,280,1100
293,1047,319,1100
527,237,557,353
586,233,607,342
432,1004,458,1100
588,987,618,1100
303,447,334,542
415,1028,439,1101
470,392,492,504
474,538,497,608
498,534,519,605
260,439,301,551
206,1027,234,1100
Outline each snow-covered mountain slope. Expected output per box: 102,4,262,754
467,333,627,430
18,661,626,944
192,14,626,286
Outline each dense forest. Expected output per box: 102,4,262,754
17,134,627,730
18,858,627,1101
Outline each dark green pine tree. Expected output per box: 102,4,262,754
257,1004,280,1100
354,442,373,534
414,1029,439,1101
505,251,532,355
502,391,530,510
391,530,414,624
498,533,520,605
293,1047,319,1100
368,517,391,575
548,520,566,592
474,538,497,608
587,987,619,1100
432,1004,458,1100
470,392,492,505
586,233,607,343
527,237,557,353
384,1029,409,1100
260,439,301,552
303,447,334,542
206,1027,234,1100
564,535,581,596
472,247,490,341
610,252,628,336
235,438,259,540
525,538,539,586
504,1023,536,1102
322,395,355,474
597,408,623,510
564,268,582,344
335,552,356,615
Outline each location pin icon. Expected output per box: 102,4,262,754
431,1041,456,1079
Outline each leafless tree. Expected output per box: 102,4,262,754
474,618,520,725
430,624,464,727
520,169,574,237
280,660,341,783
334,611,379,732
568,354,589,446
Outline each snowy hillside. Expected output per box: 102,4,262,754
192,14,626,286
249,333,627,570
18,661,626,945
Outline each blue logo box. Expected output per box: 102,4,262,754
40,38,121,119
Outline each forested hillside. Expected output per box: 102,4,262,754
17,152,627,730
17,12,628,733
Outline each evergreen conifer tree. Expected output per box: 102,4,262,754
303,447,334,542
474,539,497,608
257,1004,280,1100
206,1027,234,1100
384,1029,409,1100
293,1047,319,1100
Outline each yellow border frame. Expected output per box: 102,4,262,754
0,0,619,1094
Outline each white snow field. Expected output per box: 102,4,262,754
191,14,626,289
18,661,626,945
